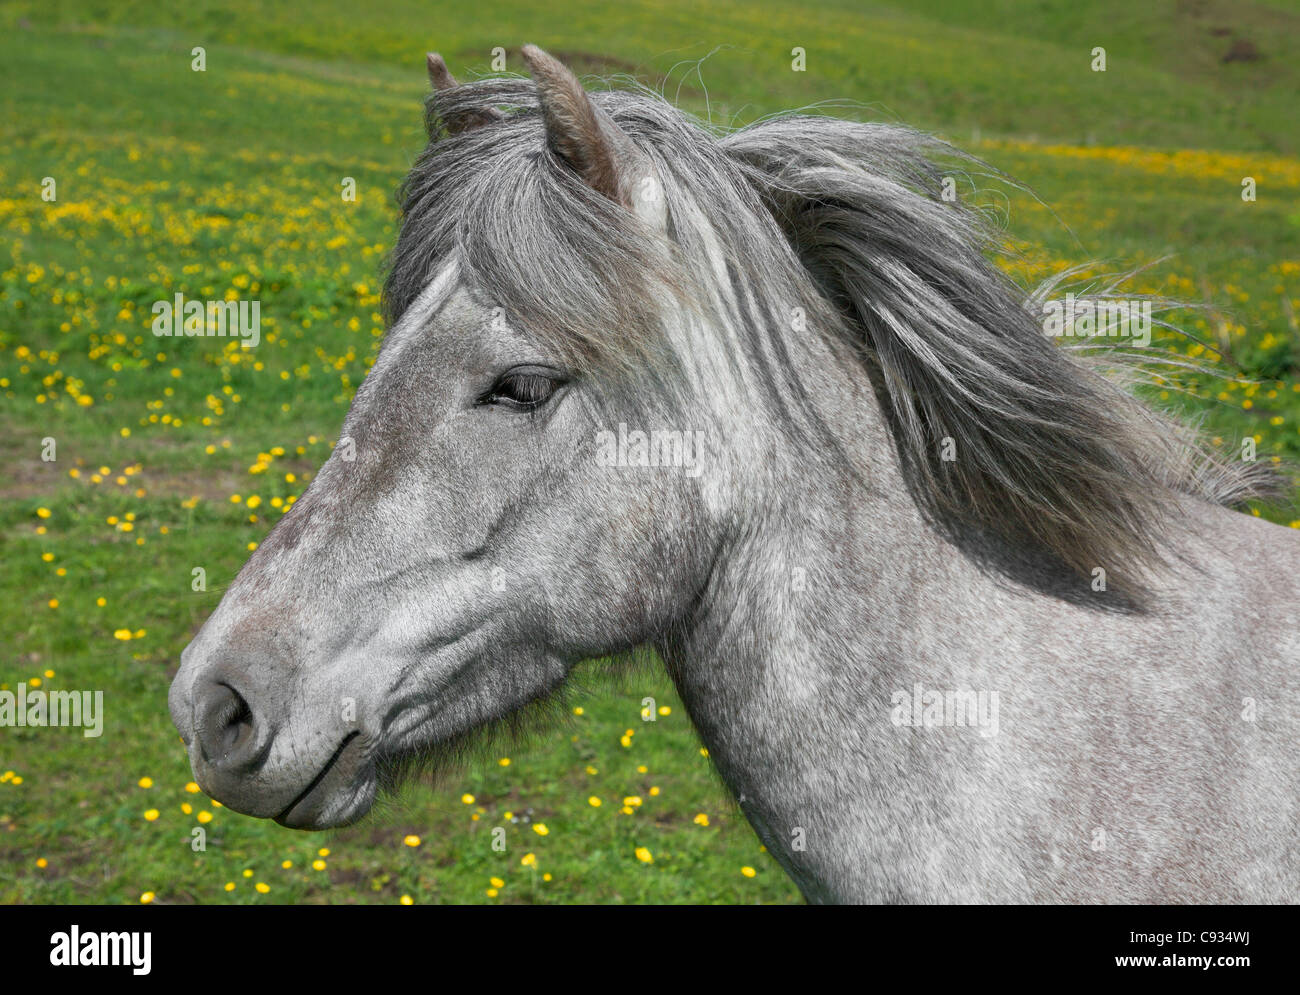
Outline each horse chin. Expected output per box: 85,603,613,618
274,778,376,830
271,734,378,830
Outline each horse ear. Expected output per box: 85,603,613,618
426,52,504,135
520,44,641,209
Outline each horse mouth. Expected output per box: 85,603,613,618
273,731,371,829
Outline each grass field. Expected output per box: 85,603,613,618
1,0,1298,904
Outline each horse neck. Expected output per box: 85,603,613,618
657,322,933,888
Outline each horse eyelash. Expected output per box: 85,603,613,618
478,371,564,409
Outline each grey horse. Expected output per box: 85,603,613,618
169,46,1300,903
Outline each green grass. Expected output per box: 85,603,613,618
1,0,1298,904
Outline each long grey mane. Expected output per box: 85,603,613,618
383,75,1275,592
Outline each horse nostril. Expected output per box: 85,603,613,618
196,682,258,767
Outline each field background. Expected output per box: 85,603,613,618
1,0,1298,904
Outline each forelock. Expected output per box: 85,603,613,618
382,79,688,381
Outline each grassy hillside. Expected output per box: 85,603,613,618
1,1,1297,904
8,0,1299,152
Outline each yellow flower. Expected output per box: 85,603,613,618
461,793,475,804
140,892,155,904
634,846,653,864
197,810,213,824
185,782,200,793
143,809,160,822
318,847,330,857
36,857,48,868
486,888,498,898
255,882,270,894
693,813,710,827
741,866,757,878
400,895,413,905
490,877,504,888
312,859,327,871
138,777,153,789
588,796,602,807
532,823,549,836
403,834,421,847
498,757,511,767
113,629,132,640
36,507,51,519
224,882,236,892
282,860,293,869
520,853,537,867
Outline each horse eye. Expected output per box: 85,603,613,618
480,369,564,410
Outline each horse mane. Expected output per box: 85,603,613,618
722,114,1278,584
384,75,1278,592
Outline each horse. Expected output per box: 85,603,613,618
169,45,1300,903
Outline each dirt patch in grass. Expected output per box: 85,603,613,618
481,47,706,99
0,444,68,501
0,428,321,504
